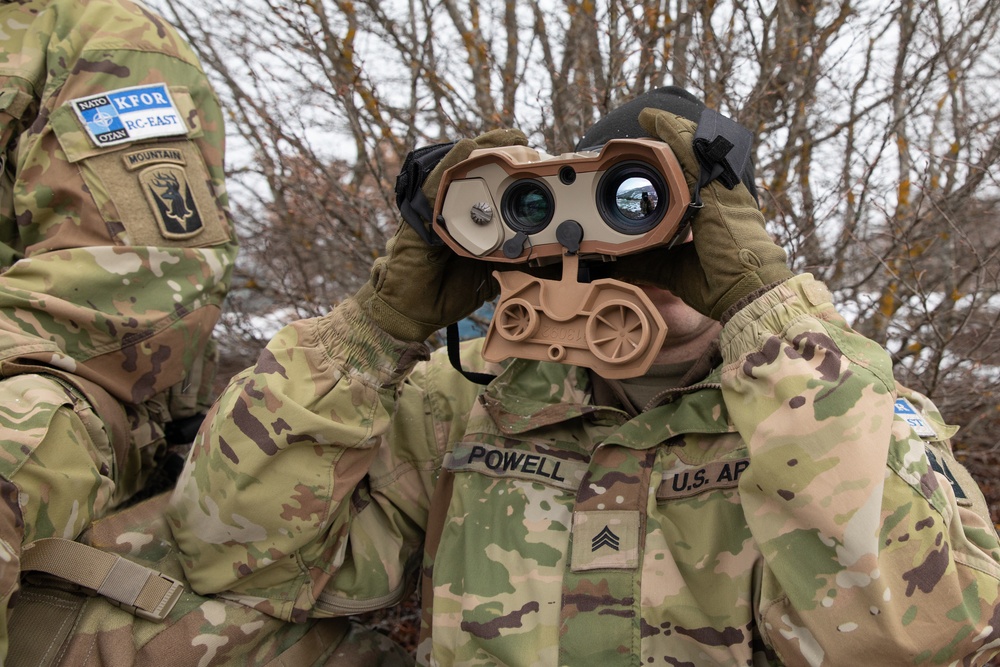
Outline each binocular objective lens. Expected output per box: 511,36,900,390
614,177,659,221
502,179,555,233
597,161,668,235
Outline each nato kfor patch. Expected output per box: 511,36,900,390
893,398,939,439
71,83,186,147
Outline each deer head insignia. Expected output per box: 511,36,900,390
141,166,205,239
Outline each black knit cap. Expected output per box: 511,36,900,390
576,86,705,151
575,86,758,202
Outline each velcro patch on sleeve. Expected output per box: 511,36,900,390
71,83,187,147
139,164,206,240
893,398,939,439
924,446,969,502
83,140,229,247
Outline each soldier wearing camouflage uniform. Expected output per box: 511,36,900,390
0,0,238,658
168,88,1000,666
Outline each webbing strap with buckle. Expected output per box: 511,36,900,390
20,537,183,621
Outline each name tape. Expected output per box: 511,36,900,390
444,442,587,492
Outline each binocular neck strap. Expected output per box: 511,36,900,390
447,322,497,386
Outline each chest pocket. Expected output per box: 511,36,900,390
43,85,228,250
0,87,36,235
0,87,34,147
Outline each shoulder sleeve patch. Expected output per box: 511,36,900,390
84,140,229,247
138,164,206,240
894,398,939,439
27,84,231,250
923,441,995,524
924,446,968,501
70,83,187,148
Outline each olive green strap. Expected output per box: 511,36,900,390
6,586,86,667
20,538,182,622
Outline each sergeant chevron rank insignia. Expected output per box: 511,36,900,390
591,526,621,552
572,511,638,571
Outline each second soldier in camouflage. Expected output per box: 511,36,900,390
0,0,237,658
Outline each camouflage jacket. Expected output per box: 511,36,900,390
0,0,237,422
168,274,1000,666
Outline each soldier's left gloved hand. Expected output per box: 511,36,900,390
613,109,793,320
356,129,528,342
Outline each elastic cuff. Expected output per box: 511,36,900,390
713,266,796,321
719,279,789,324
719,274,834,360
319,292,430,386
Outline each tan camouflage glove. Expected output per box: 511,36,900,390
614,109,793,320
357,129,528,342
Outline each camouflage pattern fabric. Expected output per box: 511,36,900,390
0,0,237,658
0,0,236,406
0,376,118,600
168,274,1000,667
7,494,413,666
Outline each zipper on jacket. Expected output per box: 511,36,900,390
315,583,408,615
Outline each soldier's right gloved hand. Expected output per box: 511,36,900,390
613,109,793,320
356,129,528,342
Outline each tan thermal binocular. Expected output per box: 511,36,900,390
433,139,691,378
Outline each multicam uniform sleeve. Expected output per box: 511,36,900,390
167,298,478,623
721,273,1000,665
0,0,236,407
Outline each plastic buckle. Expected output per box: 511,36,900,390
114,572,184,622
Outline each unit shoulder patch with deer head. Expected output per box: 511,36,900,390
139,164,205,239
73,138,229,248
